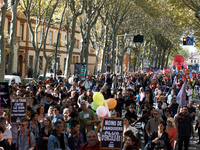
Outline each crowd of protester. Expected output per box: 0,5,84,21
0,71,200,150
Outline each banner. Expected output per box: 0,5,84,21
10,98,27,124
100,118,124,149
0,82,10,108
177,81,187,107
74,63,87,81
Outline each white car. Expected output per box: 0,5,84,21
4,75,21,85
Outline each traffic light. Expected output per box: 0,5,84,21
183,38,187,45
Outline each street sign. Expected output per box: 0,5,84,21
186,38,193,45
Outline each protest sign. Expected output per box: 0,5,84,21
10,98,27,124
0,82,10,108
100,118,124,149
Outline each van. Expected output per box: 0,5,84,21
4,75,21,85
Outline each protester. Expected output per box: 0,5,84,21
67,119,83,150
78,100,97,142
165,117,177,149
38,116,53,150
80,130,100,150
16,117,36,150
145,121,170,150
177,106,194,150
47,121,70,150
0,126,11,150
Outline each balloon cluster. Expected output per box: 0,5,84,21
91,92,117,119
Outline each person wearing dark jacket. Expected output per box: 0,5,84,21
47,121,70,150
0,126,11,150
44,94,55,114
125,105,137,124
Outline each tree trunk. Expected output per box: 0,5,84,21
148,35,152,61
150,46,156,68
0,0,7,81
94,48,99,74
161,48,167,69
155,46,159,69
33,51,39,78
142,37,147,70
110,32,117,73
64,15,77,80
7,0,19,75
165,47,171,68
100,25,108,73
137,43,142,70
158,47,162,69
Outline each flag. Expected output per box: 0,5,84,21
177,81,187,107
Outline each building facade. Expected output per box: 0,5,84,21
3,7,96,78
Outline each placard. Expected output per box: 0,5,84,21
10,98,27,124
0,82,10,108
74,63,87,81
100,118,124,149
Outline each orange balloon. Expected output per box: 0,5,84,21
104,98,117,109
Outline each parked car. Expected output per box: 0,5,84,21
37,73,53,82
21,78,37,86
4,75,21,85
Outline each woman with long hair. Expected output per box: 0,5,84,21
38,116,53,150
36,105,45,125
67,119,83,150
145,121,171,150
165,117,177,149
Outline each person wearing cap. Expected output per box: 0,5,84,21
168,96,179,117
165,117,177,149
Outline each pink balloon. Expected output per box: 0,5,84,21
96,106,108,117
183,61,187,68
171,60,175,66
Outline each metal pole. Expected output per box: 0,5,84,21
54,1,68,78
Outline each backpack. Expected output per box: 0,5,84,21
16,130,38,150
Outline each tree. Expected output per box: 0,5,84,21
64,0,85,80
79,0,106,72
41,0,60,80
21,0,59,78
7,0,19,75
0,0,7,81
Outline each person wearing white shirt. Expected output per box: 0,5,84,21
186,86,192,102
123,116,137,137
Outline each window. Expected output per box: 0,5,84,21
39,56,43,72
29,56,33,69
8,22,10,35
20,24,24,40
72,56,79,63
49,31,53,44
191,60,193,63
76,40,79,48
194,60,196,63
